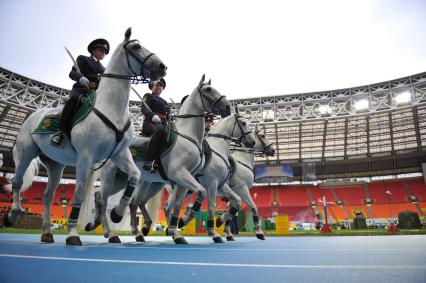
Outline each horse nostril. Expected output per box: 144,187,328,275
159,63,166,70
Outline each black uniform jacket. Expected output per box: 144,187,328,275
141,93,170,122
69,55,106,89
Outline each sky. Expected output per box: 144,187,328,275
1,0,426,102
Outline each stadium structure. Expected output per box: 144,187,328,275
0,66,425,229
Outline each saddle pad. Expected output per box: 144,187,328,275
33,91,97,134
130,123,177,161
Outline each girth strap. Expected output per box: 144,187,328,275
93,108,131,143
173,129,204,175
92,107,132,171
237,160,255,181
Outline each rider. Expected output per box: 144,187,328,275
204,114,214,133
51,38,110,145
141,78,170,172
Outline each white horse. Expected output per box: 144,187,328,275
216,125,275,240
88,75,235,244
127,112,256,243
4,28,167,245
171,113,256,243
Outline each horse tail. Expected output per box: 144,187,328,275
13,145,40,192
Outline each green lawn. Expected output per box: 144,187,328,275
1,227,425,236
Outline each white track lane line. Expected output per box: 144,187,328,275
0,242,424,252
0,254,424,269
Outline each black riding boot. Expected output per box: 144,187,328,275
143,124,166,172
51,91,80,145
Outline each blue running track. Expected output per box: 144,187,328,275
0,233,425,283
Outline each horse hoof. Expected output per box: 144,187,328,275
85,223,94,231
226,235,235,241
66,236,82,246
142,226,150,236
174,237,188,244
178,218,185,229
213,236,224,243
135,235,145,242
109,236,121,244
256,234,265,240
110,208,122,223
3,216,14,227
165,228,170,236
215,216,223,228
41,233,54,243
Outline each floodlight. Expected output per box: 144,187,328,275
354,99,369,111
318,105,331,115
394,91,411,104
262,110,274,121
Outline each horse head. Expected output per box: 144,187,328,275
253,124,275,156
111,27,167,82
232,110,256,148
195,74,231,117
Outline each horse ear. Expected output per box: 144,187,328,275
125,27,132,41
198,74,205,86
207,79,211,85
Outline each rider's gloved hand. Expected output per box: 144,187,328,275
79,77,90,89
152,115,161,124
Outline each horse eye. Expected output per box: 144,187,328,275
205,87,212,92
242,122,246,126
261,135,265,138
133,44,141,50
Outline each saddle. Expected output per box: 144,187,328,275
33,91,97,135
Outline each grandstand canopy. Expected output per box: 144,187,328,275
0,66,425,179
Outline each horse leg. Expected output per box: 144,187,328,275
206,183,224,243
130,181,151,242
169,170,208,244
139,182,164,236
220,184,242,241
178,190,203,229
168,185,190,244
240,187,264,240
109,149,140,223
85,190,102,232
66,156,94,245
100,164,126,243
129,198,143,242
40,156,65,243
5,145,39,227
164,184,178,230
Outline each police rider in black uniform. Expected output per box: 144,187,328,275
141,78,170,172
51,38,110,145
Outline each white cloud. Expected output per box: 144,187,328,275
1,0,425,103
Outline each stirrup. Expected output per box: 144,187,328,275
51,130,64,145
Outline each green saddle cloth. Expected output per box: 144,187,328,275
33,91,96,134
130,123,178,161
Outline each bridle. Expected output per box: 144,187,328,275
174,84,227,119
207,114,253,144
99,39,155,84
